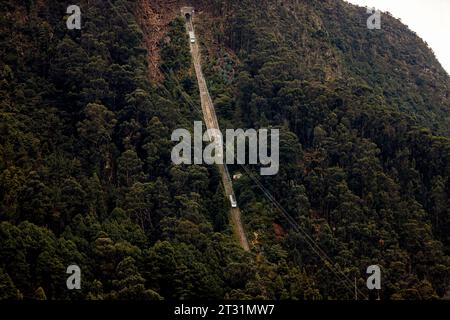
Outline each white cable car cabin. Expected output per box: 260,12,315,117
229,195,237,208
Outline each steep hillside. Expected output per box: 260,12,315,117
0,0,449,300
186,0,450,298
192,0,450,135
0,0,246,300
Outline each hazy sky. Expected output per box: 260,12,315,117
344,0,450,74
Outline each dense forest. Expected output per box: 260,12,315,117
0,0,449,300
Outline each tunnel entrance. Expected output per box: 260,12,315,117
181,7,195,21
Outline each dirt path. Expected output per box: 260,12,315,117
186,17,250,252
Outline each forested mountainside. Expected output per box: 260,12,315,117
0,0,449,300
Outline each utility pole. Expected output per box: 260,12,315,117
354,277,358,300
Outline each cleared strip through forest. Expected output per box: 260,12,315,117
185,15,250,252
